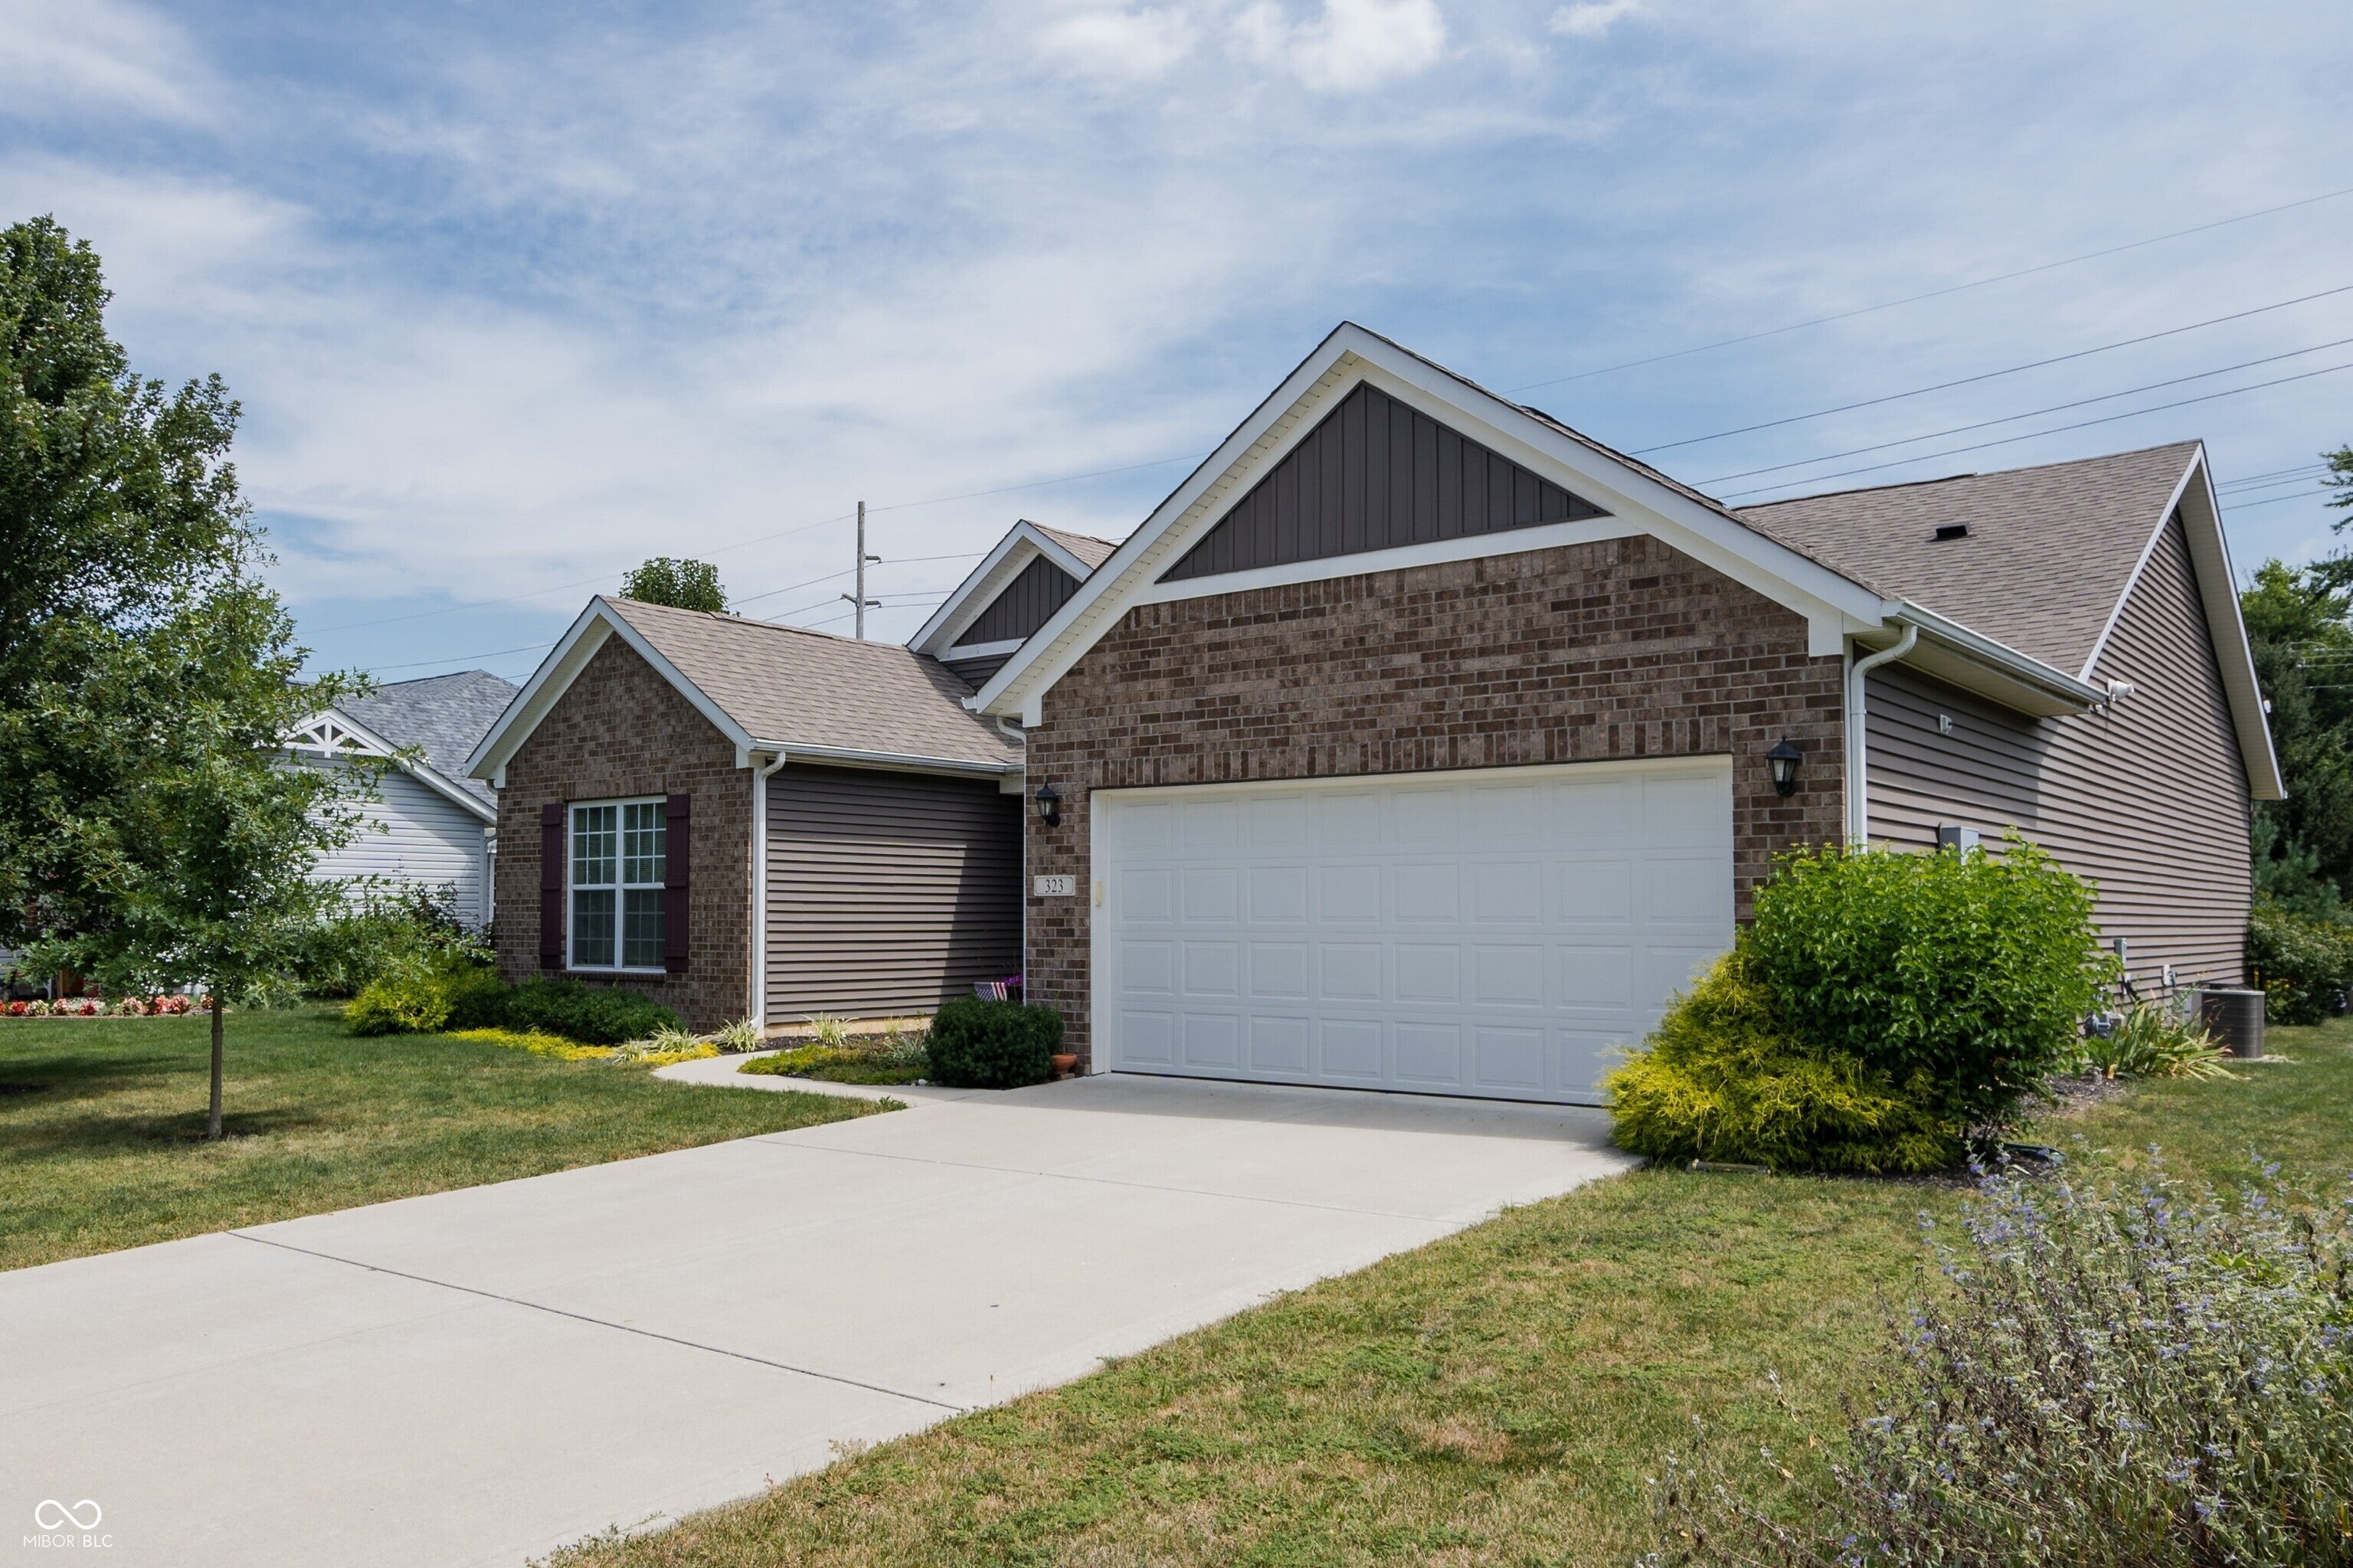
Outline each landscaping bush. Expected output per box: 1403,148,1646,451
924,997,1061,1088
1744,836,2112,1128
504,977,682,1046
1645,1160,2353,1567
1603,947,1961,1174
345,954,510,1036
292,883,490,998
2246,895,2353,1025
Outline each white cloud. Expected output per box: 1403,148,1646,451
1230,0,1447,93
1037,5,1199,82
0,0,212,121
1548,0,1645,38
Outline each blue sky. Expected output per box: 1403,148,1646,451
5,0,2350,685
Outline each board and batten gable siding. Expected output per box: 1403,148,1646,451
492,635,754,1030
1866,511,2252,985
308,761,493,925
956,555,1081,648
764,764,1022,1020
940,652,1011,688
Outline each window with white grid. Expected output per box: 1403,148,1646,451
569,799,666,971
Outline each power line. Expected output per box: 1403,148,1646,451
1704,337,2353,489
365,640,557,675
2219,463,2332,490
1721,358,2353,499
1630,283,2353,456
2224,489,2350,514
1507,183,2353,394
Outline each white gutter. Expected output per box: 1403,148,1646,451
749,739,1019,778
748,751,787,1027
1846,624,1918,845
1890,601,2109,709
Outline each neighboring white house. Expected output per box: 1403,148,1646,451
286,670,518,928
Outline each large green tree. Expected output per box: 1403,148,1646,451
620,556,726,612
2,215,364,1137
2242,444,2353,905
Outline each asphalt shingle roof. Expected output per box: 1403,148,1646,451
602,597,1023,769
1735,442,2200,675
342,669,519,809
1032,522,1121,571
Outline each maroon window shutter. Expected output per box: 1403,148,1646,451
539,804,565,971
664,793,691,973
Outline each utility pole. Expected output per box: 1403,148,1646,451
841,499,880,639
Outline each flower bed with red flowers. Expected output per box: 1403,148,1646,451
4,994,197,1019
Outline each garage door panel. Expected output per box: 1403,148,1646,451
1471,945,1544,1007
1318,943,1383,1000
1124,867,1175,921
1099,760,1732,1105
1249,1014,1311,1072
1121,1011,1175,1065
1182,1013,1241,1068
1472,1026,1546,1091
1395,1023,1464,1085
1554,859,1633,921
1248,942,1310,998
1316,1017,1384,1079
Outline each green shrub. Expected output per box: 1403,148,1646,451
925,997,1061,1089
2246,896,2353,1024
1646,1161,2353,1566
293,883,490,998
1745,836,2112,1128
345,961,454,1036
1603,948,1960,1174
505,977,681,1046
344,955,510,1036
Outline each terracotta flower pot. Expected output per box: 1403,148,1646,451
1050,1052,1078,1079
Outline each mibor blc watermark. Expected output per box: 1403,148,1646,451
24,1498,110,1550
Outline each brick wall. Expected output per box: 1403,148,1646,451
493,636,753,1030
1022,535,1847,1065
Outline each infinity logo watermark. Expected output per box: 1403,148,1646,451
25,1498,109,1550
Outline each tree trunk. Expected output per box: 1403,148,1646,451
208,992,224,1141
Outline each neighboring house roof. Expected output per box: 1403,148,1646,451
1736,444,2203,676
468,597,1023,783
908,518,1120,662
340,670,519,813
967,322,2279,799
287,669,518,823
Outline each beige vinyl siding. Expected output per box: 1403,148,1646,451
764,764,1022,1019
1866,512,2252,987
309,762,495,926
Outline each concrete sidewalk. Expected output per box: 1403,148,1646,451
2,1070,1627,1568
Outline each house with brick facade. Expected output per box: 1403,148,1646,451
466,322,2276,1102
964,323,2279,1105
466,594,1026,1031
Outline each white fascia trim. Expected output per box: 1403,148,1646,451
2077,453,2200,681
1887,602,2109,711
466,598,759,781
942,637,1026,659
758,740,1021,778
973,324,1888,717
2177,450,2285,800
1130,516,1642,605
295,708,498,823
909,522,1095,657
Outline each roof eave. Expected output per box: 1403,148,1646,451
754,738,1022,777
1883,603,2109,717
974,323,1889,719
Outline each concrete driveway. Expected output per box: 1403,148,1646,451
2,1068,1627,1568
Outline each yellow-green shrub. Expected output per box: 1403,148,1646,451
1603,948,1961,1174
445,1026,614,1061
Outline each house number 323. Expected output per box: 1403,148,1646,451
1033,875,1075,897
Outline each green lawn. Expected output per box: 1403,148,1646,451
0,1004,882,1271
548,1023,2353,1568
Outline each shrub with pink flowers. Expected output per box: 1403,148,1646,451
2,992,198,1019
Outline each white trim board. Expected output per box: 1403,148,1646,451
973,324,1893,723
909,520,1099,660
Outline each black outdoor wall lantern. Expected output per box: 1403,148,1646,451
1767,738,1804,797
1034,781,1062,827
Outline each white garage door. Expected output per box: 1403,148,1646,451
1093,758,1733,1105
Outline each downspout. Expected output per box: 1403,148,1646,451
997,716,1029,1008
748,751,787,1027
1845,624,1918,845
